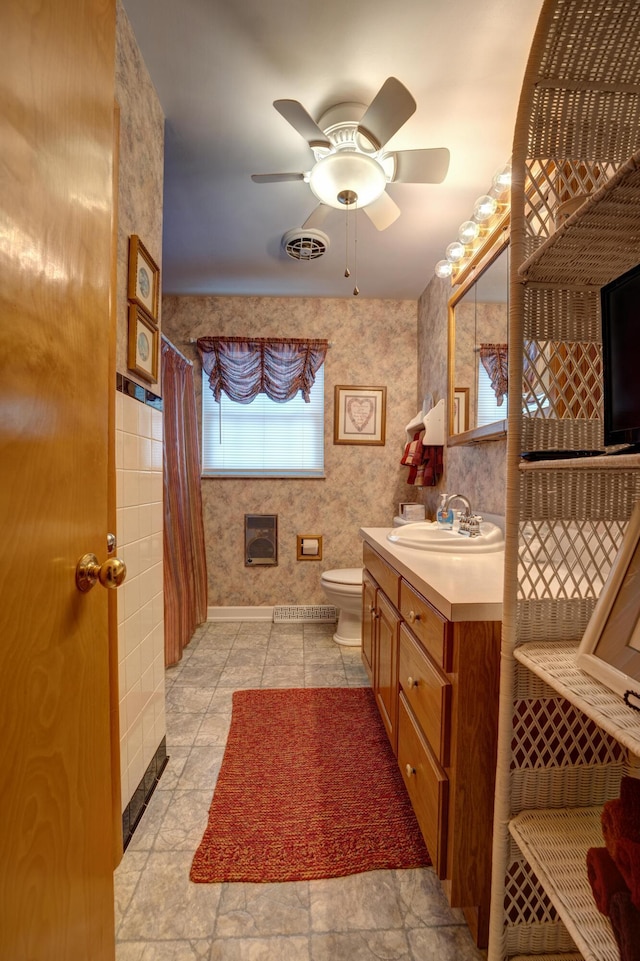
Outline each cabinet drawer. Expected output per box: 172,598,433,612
399,624,451,766
400,579,451,670
398,694,448,878
363,542,400,608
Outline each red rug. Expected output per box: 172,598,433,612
190,686,431,883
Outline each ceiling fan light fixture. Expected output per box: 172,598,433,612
308,152,387,210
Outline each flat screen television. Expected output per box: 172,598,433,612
601,261,640,453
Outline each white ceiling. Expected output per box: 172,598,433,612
121,0,543,300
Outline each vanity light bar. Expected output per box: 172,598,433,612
434,160,511,282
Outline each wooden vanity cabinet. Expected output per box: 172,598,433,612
361,541,501,949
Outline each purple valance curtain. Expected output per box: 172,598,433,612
197,336,329,404
162,337,208,667
480,343,508,406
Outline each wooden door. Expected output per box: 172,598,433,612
0,2,117,959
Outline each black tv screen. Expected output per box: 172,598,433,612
601,261,640,450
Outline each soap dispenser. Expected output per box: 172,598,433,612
436,494,454,529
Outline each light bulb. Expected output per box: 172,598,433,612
445,241,465,263
435,259,453,279
473,194,498,223
458,220,480,245
492,161,512,195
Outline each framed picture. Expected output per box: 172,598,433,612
576,500,640,705
128,235,160,322
453,387,470,434
128,304,159,383
334,385,386,446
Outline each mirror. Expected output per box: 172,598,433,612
448,220,510,445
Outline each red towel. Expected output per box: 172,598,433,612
401,432,443,487
603,798,625,860
615,838,640,910
619,777,640,837
586,846,629,915
401,431,424,466
609,890,640,961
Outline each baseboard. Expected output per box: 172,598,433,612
122,736,168,851
207,605,338,623
207,605,274,621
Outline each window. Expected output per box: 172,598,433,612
201,365,324,478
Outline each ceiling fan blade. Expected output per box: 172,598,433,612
358,77,416,150
251,173,305,183
393,148,450,184
302,204,332,229
273,100,331,148
362,191,401,231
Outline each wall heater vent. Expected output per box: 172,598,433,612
273,605,337,623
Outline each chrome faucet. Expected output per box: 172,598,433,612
444,494,482,536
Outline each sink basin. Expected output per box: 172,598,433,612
387,520,504,553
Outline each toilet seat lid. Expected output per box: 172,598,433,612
321,568,363,586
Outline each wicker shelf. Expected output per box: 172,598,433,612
509,807,618,961
519,453,640,472
515,642,640,758
519,150,640,287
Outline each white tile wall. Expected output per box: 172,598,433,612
116,389,166,811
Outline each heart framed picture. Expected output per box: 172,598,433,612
334,385,386,446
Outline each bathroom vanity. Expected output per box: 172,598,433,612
359,527,504,948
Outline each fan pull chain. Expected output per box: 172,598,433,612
352,201,359,296
344,202,351,278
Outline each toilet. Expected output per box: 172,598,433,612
320,568,364,647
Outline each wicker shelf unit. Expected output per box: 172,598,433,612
488,2,640,959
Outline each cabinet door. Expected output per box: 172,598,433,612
374,591,400,754
398,694,448,878
361,570,376,681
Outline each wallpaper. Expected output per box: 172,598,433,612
162,295,419,608
115,2,165,391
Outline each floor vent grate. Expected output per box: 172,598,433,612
273,605,337,623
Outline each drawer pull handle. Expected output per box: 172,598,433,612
407,676,419,688
369,605,376,613
405,763,416,778
408,610,421,624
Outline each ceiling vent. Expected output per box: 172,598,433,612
282,228,330,261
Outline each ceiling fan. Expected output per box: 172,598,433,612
251,77,450,232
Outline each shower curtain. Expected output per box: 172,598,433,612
162,336,208,666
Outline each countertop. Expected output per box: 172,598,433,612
359,527,504,623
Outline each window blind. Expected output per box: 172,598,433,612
477,360,508,426
201,365,325,478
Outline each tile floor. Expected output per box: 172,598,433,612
114,619,486,960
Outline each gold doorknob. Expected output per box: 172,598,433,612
76,553,127,593
405,763,416,778
408,610,421,624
